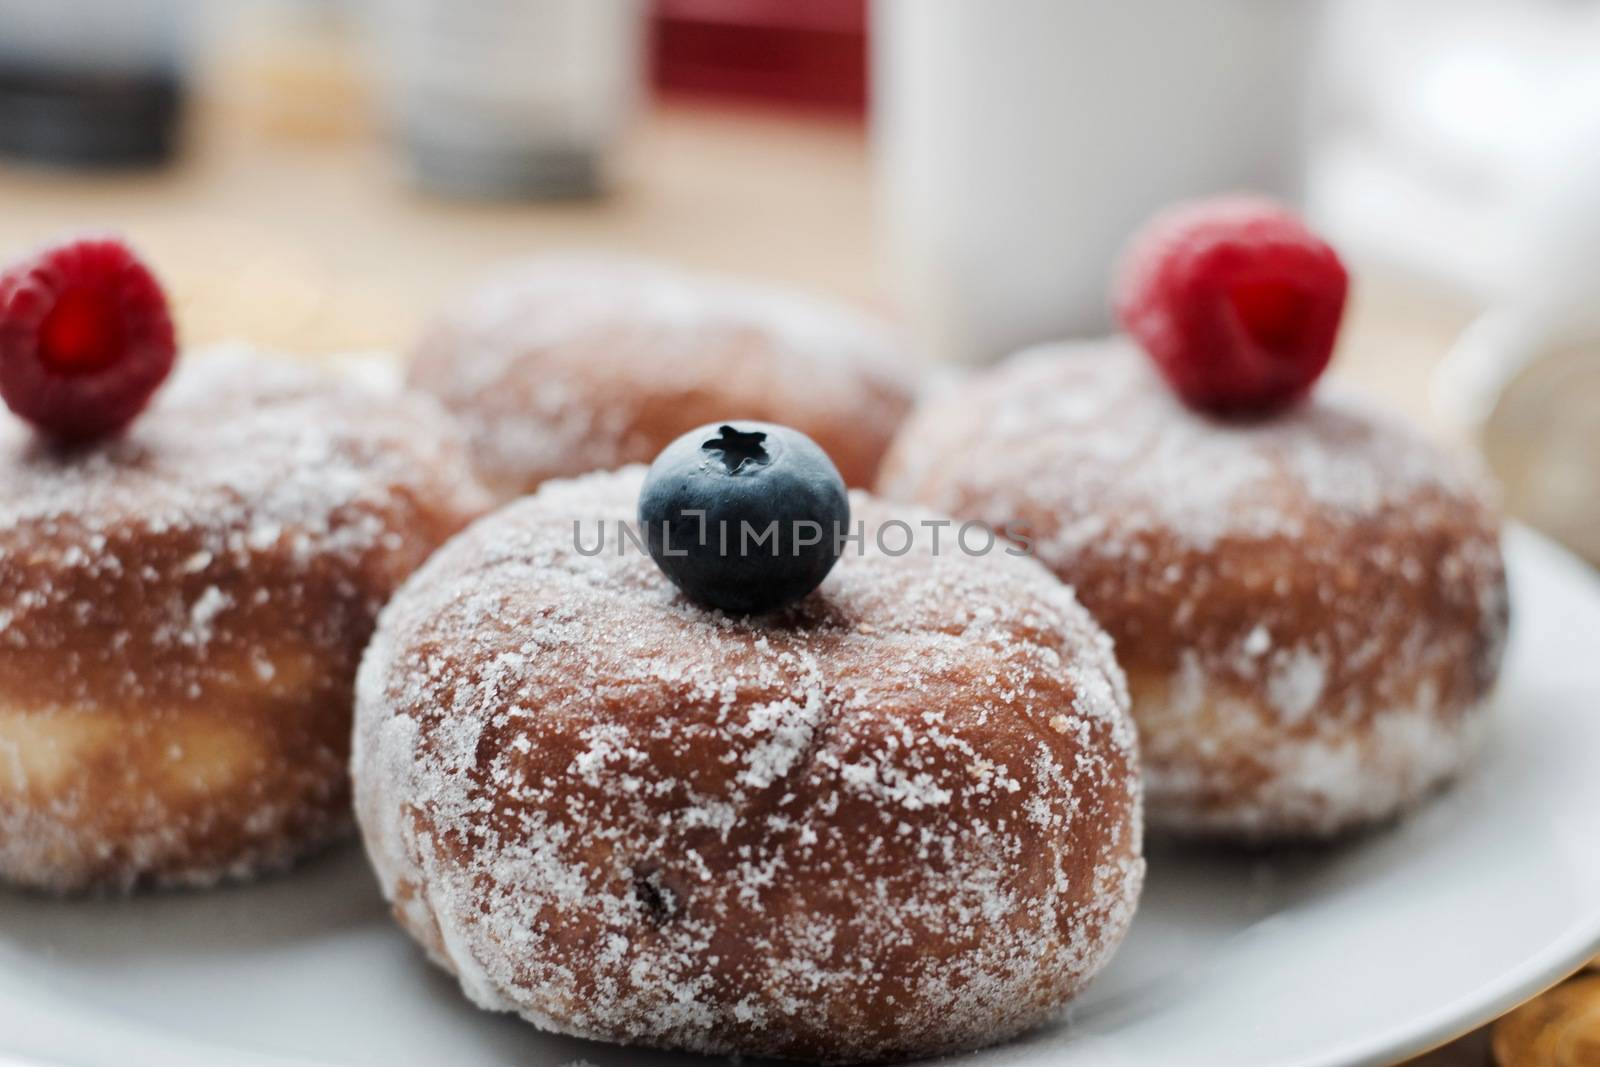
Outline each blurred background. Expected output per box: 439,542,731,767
1,5,1596,1061
0,0,1596,576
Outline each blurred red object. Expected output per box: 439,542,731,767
651,0,867,112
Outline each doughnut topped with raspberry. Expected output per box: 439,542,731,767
880,199,1508,838
407,256,918,501
353,467,1143,1062
0,346,491,892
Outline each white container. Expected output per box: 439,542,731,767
369,0,646,198
874,0,1323,362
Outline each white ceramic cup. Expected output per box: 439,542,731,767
874,0,1324,362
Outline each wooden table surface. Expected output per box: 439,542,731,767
0,98,1579,1067
0,102,886,358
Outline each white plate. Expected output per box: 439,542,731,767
3,526,1599,1067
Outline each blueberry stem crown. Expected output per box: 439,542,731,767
702,424,770,474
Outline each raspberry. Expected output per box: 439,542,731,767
1113,196,1348,415
0,236,177,441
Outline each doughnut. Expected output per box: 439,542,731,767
878,338,1510,839
407,257,918,501
0,348,490,892
353,467,1143,1062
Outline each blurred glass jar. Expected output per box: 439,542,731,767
0,0,186,167
874,0,1324,363
1438,311,1600,568
365,0,646,198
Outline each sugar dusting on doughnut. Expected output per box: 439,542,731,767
0,346,491,892
879,338,1509,837
354,467,1142,1062
407,256,918,500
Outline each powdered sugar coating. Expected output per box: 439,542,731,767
879,338,1509,838
408,256,918,501
0,346,491,892
354,468,1143,1062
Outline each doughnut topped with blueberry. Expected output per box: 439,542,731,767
407,255,919,501
881,197,1508,838
353,444,1144,1060
0,237,491,892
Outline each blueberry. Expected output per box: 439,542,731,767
638,421,850,614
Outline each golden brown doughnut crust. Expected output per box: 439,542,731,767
407,257,918,501
0,349,491,892
878,339,1510,838
353,468,1142,1063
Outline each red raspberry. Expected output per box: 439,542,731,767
1113,196,1348,415
0,236,177,441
